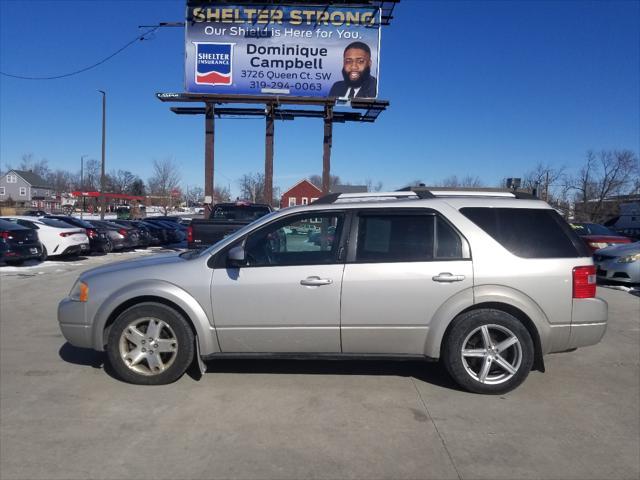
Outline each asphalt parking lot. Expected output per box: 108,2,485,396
1,250,638,480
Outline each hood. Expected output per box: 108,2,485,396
597,241,640,256
81,252,184,279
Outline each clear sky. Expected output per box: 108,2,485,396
1,0,638,197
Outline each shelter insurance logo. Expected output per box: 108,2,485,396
194,43,234,86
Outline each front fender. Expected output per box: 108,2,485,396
91,280,220,355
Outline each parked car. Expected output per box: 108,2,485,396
87,220,137,251
58,190,607,394
570,222,632,253
111,220,150,248
593,242,640,285
45,215,111,254
0,218,43,265
0,216,89,259
144,219,185,244
133,220,165,246
23,210,48,217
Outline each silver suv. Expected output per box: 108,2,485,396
58,190,607,393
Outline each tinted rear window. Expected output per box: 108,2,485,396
211,205,271,221
460,208,589,258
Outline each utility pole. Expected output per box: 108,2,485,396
98,90,107,219
80,154,88,219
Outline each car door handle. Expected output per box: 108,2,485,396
432,273,466,283
300,276,333,286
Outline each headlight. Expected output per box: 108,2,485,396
589,242,609,250
616,253,640,264
69,280,89,302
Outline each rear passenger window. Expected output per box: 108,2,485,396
356,214,465,262
460,208,589,258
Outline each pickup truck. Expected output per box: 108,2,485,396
187,201,272,249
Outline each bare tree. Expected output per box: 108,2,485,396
148,158,181,214
238,173,265,203
365,178,384,192
82,159,101,190
570,150,639,222
437,175,484,188
213,185,231,203
185,186,204,206
522,163,566,201
108,169,136,194
45,170,75,195
308,174,341,191
19,153,50,179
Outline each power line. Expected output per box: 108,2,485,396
0,26,161,80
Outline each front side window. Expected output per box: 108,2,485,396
244,212,344,267
355,213,465,263
19,187,27,196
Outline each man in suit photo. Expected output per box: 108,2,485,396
328,41,378,99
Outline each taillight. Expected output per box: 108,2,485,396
86,228,97,239
573,266,597,299
59,232,72,237
118,228,127,236
0,231,10,240
187,226,193,243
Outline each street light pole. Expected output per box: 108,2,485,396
80,154,88,219
98,90,106,220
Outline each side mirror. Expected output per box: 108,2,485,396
227,245,246,268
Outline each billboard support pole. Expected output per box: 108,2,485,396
265,103,275,206
322,105,333,194
204,103,215,216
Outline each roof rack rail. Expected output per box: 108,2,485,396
399,186,540,199
312,191,430,205
310,187,539,205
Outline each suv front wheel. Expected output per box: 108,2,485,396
107,303,195,385
443,309,534,394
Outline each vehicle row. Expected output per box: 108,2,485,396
0,215,188,266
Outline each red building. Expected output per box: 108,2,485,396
280,179,323,209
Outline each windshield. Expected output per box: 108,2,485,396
211,205,271,221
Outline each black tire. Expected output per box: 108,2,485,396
106,303,195,385
442,309,534,394
102,238,113,254
40,245,48,262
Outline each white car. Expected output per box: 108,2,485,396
0,216,89,259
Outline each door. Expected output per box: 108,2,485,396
211,211,347,353
341,210,473,354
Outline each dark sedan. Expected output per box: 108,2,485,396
0,219,43,265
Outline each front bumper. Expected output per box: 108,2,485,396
58,297,92,348
596,259,640,284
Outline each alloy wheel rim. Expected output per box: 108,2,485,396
118,317,178,376
460,324,522,385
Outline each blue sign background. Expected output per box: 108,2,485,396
185,4,381,98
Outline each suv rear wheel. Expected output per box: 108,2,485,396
106,303,195,385
443,309,534,394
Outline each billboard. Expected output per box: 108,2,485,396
185,3,381,99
